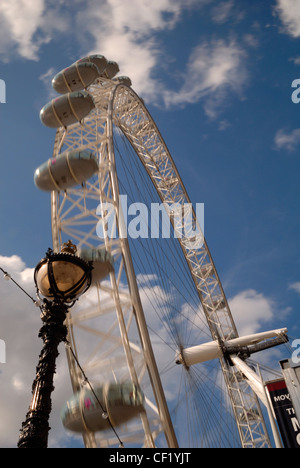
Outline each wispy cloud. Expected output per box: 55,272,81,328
162,39,247,117
275,0,300,37
274,127,300,151
0,0,69,61
0,0,45,60
229,289,276,336
39,67,58,99
211,0,235,24
289,281,300,295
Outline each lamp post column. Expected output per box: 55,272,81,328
17,241,92,448
17,299,68,448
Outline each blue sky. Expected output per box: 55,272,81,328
0,0,300,448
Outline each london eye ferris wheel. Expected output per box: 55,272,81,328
34,54,288,448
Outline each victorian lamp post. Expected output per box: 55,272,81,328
17,241,92,448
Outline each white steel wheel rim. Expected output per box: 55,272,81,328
50,79,271,448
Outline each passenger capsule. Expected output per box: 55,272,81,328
101,60,120,79
34,149,98,191
113,76,132,87
77,247,114,284
75,54,108,75
40,91,95,128
61,382,145,433
52,62,99,94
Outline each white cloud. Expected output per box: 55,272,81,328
289,56,300,66
39,67,58,99
276,0,300,37
229,289,275,336
211,0,234,24
0,0,69,61
289,282,300,295
274,127,300,151
0,254,73,447
0,255,38,446
163,39,247,117
0,0,46,60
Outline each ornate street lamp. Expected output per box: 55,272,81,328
17,241,93,449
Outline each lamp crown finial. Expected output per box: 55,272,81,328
61,240,77,255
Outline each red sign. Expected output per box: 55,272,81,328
266,379,300,448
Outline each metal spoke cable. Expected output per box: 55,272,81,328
115,131,203,310
112,130,237,446
114,133,212,344
65,342,124,448
0,266,40,307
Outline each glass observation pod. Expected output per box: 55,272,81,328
75,54,108,76
34,149,99,192
78,247,114,285
100,60,120,80
52,62,99,94
112,76,132,87
40,91,95,128
61,382,145,433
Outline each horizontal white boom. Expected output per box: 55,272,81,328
176,328,287,367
